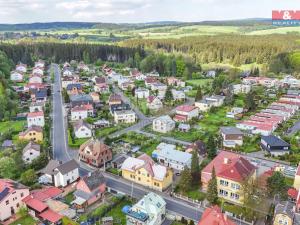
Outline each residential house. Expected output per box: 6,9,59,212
71,104,94,120
152,143,192,171
63,68,73,77
32,67,44,76
145,77,158,88
201,151,256,204
62,76,76,88
261,135,290,156
94,119,110,128
22,141,40,164
66,83,83,95
178,123,190,132
121,154,173,191
220,127,244,148
72,170,106,208
242,77,278,88
78,139,112,167
231,84,251,94
29,102,44,113
0,179,29,221
206,70,216,78
110,103,131,114
34,60,45,69
195,95,225,112
94,76,106,84
186,140,206,157
108,94,122,106
150,82,167,99
90,92,100,103
78,62,89,72
174,105,199,122
29,75,43,84
39,160,79,187
114,110,136,124
70,94,93,107
94,83,110,93
27,111,45,127
123,192,166,225
53,159,80,187
198,205,236,225
287,89,300,96
147,96,163,110
31,88,48,102
111,154,129,169
153,115,175,133
16,63,27,73
22,187,63,225
281,75,300,88
120,80,135,91
172,89,186,101
135,88,150,99
10,71,24,82
74,120,92,139
167,77,185,87
273,201,299,225
1,140,13,150
19,125,43,142
226,107,243,119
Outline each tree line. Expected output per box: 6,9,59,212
123,34,300,68
0,42,144,66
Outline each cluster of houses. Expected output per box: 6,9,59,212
12,60,48,163
242,75,300,89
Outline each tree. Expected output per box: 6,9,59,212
0,157,18,179
82,50,90,64
176,58,186,77
164,86,173,103
178,167,192,193
267,171,288,200
191,151,200,186
207,135,217,159
245,91,256,111
195,86,203,101
21,169,37,186
207,167,218,205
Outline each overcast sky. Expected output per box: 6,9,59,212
0,0,299,24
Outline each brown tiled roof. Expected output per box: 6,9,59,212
79,139,111,160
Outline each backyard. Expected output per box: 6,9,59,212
10,216,37,225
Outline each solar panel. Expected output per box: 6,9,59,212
0,188,10,201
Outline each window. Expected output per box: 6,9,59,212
21,193,24,198
219,189,228,197
231,183,240,190
230,193,239,200
220,180,229,186
6,200,9,205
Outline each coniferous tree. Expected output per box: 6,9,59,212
195,86,203,101
178,166,192,193
164,86,173,103
191,151,200,186
207,167,218,205
207,135,217,159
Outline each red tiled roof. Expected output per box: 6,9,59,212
23,196,47,212
31,187,62,201
288,188,298,199
176,105,196,112
202,151,256,183
198,205,236,225
39,209,63,223
174,114,188,121
71,104,93,112
27,111,44,118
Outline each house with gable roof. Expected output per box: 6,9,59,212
201,151,256,204
121,154,173,191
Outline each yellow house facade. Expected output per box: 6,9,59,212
273,214,293,225
121,154,173,191
19,125,43,142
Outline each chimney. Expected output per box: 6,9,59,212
223,158,229,164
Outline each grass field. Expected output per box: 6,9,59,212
185,79,213,87
10,216,37,225
0,120,26,134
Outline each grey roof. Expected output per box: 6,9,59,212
32,88,47,98
73,120,91,131
23,141,40,154
40,160,61,175
66,83,82,90
70,94,93,102
83,170,106,191
111,154,128,165
74,189,92,201
1,140,13,148
152,145,192,164
261,135,290,147
55,159,79,175
220,126,243,135
274,201,294,220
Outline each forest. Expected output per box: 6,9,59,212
0,42,144,65
123,34,300,67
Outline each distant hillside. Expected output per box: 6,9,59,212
0,19,272,31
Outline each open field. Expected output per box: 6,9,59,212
0,120,26,134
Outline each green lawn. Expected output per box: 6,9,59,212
186,79,213,87
0,120,26,134
105,198,132,225
185,189,206,201
67,130,89,148
95,126,122,137
10,216,37,225
64,192,75,205
62,217,79,225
